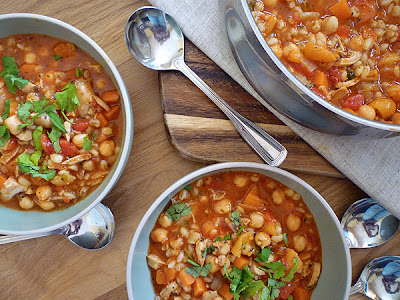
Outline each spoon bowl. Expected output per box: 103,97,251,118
351,256,400,299
341,198,400,248
0,203,115,250
124,6,287,166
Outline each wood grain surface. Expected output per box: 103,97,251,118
160,40,342,177
0,1,398,300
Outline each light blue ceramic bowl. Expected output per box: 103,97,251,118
126,162,351,300
0,13,133,235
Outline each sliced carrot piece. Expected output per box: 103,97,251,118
103,105,120,121
193,278,207,297
0,173,8,189
313,71,329,89
243,185,264,208
218,283,234,300
328,0,352,19
155,269,167,285
100,90,120,103
178,268,195,286
163,267,178,282
96,113,108,127
233,256,250,269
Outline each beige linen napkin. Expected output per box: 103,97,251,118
148,0,400,218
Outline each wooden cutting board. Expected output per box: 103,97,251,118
160,40,342,177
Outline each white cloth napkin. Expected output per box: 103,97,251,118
148,0,400,218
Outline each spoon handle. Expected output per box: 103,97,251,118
174,58,287,166
0,232,53,244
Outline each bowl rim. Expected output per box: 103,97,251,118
126,162,351,299
239,0,400,132
0,13,134,235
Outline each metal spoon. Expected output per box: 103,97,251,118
0,203,115,250
350,256,400,299
124,6,287,166
341,198,399,248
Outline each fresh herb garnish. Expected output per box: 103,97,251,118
0,56,29,94
32,126,43,151
1,99,10,119
237,225,246,235
48,126,62,154
0,125,10,147
185,262,212,278
16,152,56,180
215,233,233,242
52,54,63,61
283,233,289,245
202,245,215,258
54,82,80,122
18,101,33,122
91,130,98,141
231,210,241,227
255,248,271,263
75,68,83,77
165,202,192,221
184,184,192,191
83,135,92,150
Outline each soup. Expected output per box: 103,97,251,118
0,34,122,211
249,0,400,124
147,171,322,300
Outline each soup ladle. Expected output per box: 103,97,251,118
350,256,400,299
341,198,399,248
124,6,287,166
0,203,115,250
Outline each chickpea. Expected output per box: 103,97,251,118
37,200,55,211
36,185,52,201
95,79,107,90
19,196,34,210
17,176,31,187
322,16,338,35
249,213,264,229
158,214,172,228
72,133,87,148
99,140,115,157
150,228,168,243
357,105,376,120
205,255,220,273
234,175,248,187
25,52,36,64
82,160,95,171
293,235,307,252
255,232,271,248
214,199,231,214
272,189,285,205
286,214,301,232
33,113,53,128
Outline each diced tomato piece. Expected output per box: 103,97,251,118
350,0,378,25
291,14,301,25
327,67,343,87
40,134,55,154
103,105,120,121
72,119,90,132
289,62,314,77
59,139,79,156
311,87,328,100
336,25,351,37
62,196,71,204
341,93,364,110
279,282,296,299
0,173,8,189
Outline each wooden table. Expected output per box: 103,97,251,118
1,1,398,299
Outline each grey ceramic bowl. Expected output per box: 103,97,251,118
126,162,351,300
0,13,133,235
219,0,400,136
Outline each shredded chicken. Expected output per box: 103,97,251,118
0,177,24,200
335,51,362,66
0,146,19,164
147,254,165,270
62,153,92,165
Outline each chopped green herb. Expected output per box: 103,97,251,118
184,184,192,191
165,202,192,221
32,126,43,151
75,68,83,77
215,233,233,242
16,152,56,180
91,131,98,141
1,99,11,119
288,296,294,300
241,280,265,298
52,54,62,61
83,135,92,150
54,82,80,122
231,210,241,227
184,249,192,260
187,259,199,266
185,262,212,278
282,258,298,282
283,233,289,245
237,225,246,235
48,126,62,154
0,56,29,94
202,245,215,258
0,125,10,147
18,101,33,122
265,261,287,280
184,220,188,227
30,150,42,166
255,248,271,263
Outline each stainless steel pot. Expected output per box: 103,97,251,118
219,0,400,136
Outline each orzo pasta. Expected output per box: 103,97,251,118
0,34,122,211
249,0,400,124
147,171,322,300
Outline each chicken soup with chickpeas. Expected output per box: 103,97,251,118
0,34,122,211
147,171,322,300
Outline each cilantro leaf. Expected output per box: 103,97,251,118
282,258,298,282
0,56,29,94
283,233,289,245
32,126,43,151
2,99,11,119
55,82,80,122
255,248,272,263
75,68,83,77
165,203,192,221
48,126,62,153
0,125,10,147
237,225,245,235
265,261,287,280
241,280,265,298
259,286,270,300
30,150,42,166
185,263,212,278
215,233,233,242
231,210,241,226
83,135,92,150
202,245,215,258
18,101,33,122
16,152,56,180
184,184,192,191
46,111,66,133
52,55,62,61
